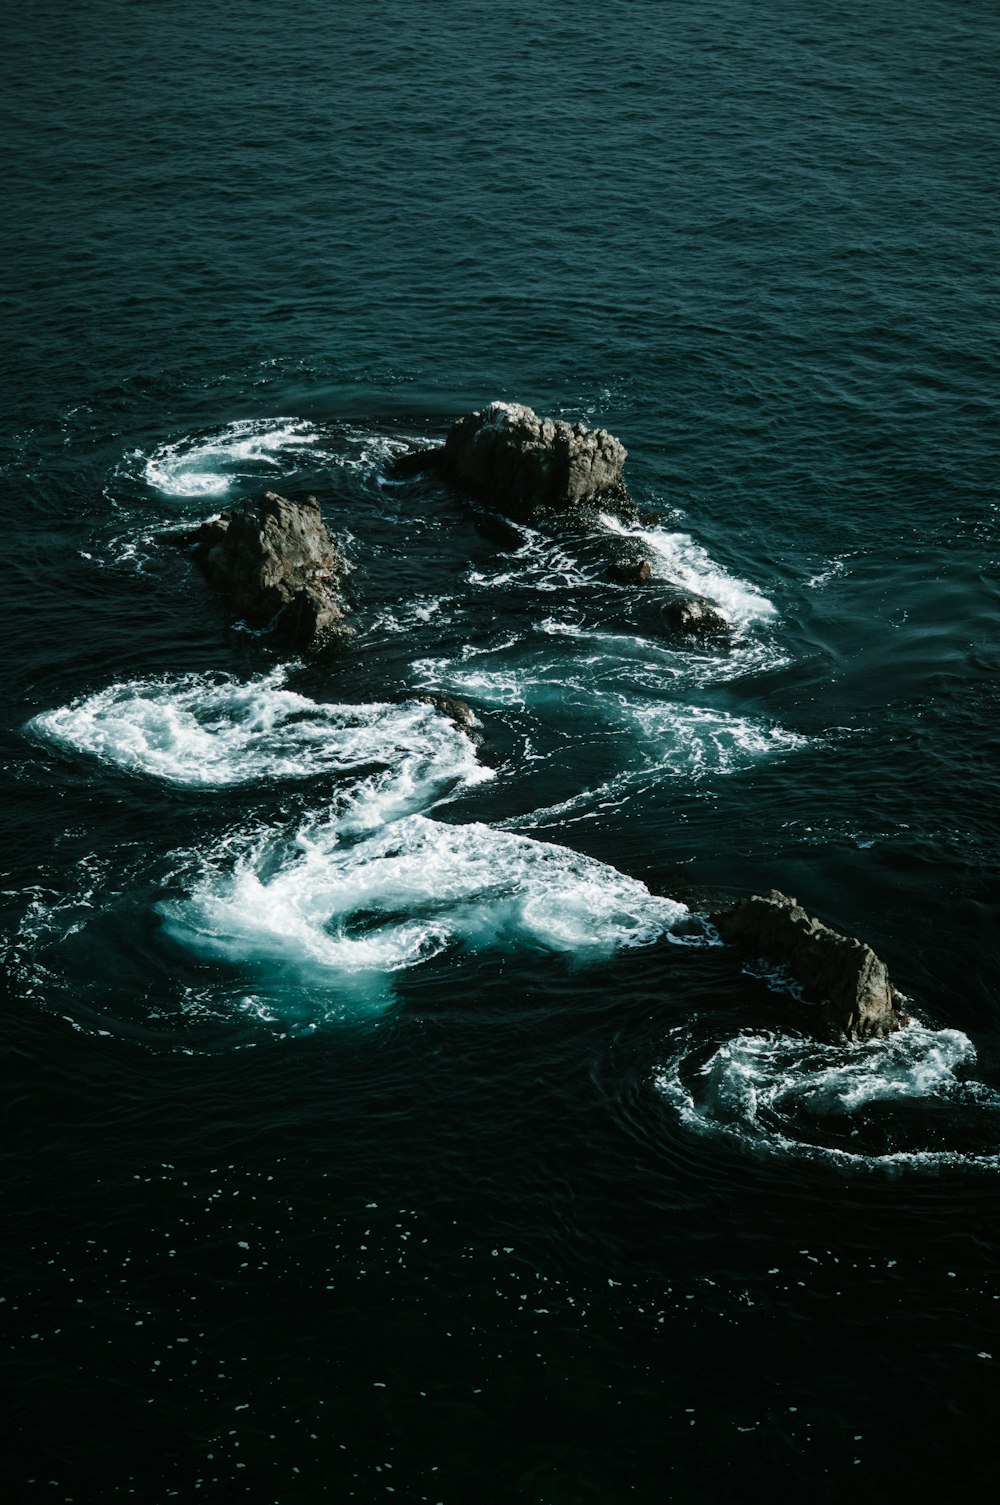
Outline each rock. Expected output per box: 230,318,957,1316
418,694,481,740
184,492,349,648
388,447,443,480
608,554,652,585
664,595,731,643
390,404,728,650
710,889,909,1041
438,401,632,520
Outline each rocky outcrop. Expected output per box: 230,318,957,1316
390,402,731,646
598,550,730,642
389,446,442,481
183,492,349,648
437,402,632,521
664,595,730,643
710,889,909,1041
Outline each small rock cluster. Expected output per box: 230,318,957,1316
394,401,730,644
170,412,911,1040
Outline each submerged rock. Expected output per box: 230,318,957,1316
710,889,909,1041
607,553,652,585
438,401,632,520
388,446,441,481
581,537,730,644
183,492,349,648
663,595,731,643
417,694,482,742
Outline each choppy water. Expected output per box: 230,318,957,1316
3,1,999,1499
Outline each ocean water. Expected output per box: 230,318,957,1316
2,1,999,1499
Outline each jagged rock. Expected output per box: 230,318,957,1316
438,401,632,520
664,595,731,643
183,492,349,648
710,889,909,1041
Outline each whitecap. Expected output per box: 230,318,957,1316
140,418,325,498
805,558,848,590
27,672,491,799
601,515,777,629
655,1024,1000,1170
158,814,688,992
413,636,807,785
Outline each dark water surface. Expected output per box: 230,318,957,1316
3,2,999,1499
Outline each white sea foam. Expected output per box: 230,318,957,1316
601,516,777,629
625,701,809,775
412,638,806,783
141,418,324,498
27,673,490,799
535,616,787,688
805,558,848,590
365,595,455,637
158,814,689,990
466,525,593,593
332,425,412,480
412,633,688,711
501,704,806,831
655,1024,1000,1170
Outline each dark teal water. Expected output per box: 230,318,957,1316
3,2,999,1499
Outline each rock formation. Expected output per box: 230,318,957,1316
418,694,482,741
663,595,730,643
607,553,652,585
391,402,633,521
710,889,909,1041
391,401,731,645
440,401,631,519
183,492,349,648
576,537,730,641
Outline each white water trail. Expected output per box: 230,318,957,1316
159,814,689,992
601,514,777,630
140,418,325,498
27,672,491,796
655,1024,1000,1170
